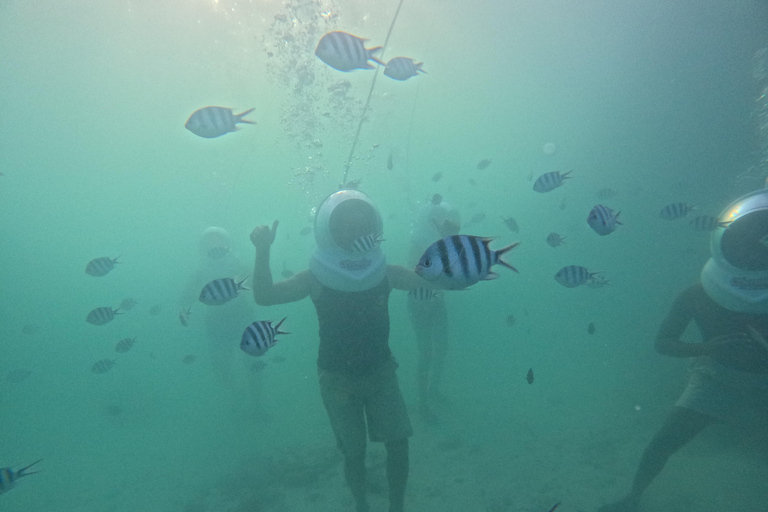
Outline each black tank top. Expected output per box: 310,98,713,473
312,277,392,375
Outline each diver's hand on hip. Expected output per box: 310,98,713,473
250,220,279,251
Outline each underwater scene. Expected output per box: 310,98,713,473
2,0,768,511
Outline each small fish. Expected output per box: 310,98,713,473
86,307,122,326
587,322,596,335
199,277,249,306
432,171,443,182
21,324,39,335
387,153,394,170
555,265,600,288
526,368,534,384
587,204,622,236
149,304,162,316
207,246,230,259
4,369,32,384
585,275,611,289
501,216,519,232
0,459,42,495
546,232,566,247
415,235,519,290
85,256,120,277
185,107,255,139
115,337,138,353
300,227,312,236
470,212,486,224
250,360,267,372
597,187,617,199
120,298,138,311
179,307,192,326
659,202,698,220
690,215,729,232
407,287,442,301
476,159,492,170
240,317,289,357
315,31,385,72
533,171,572,193
505,313,516,326
430,193,443,206
91,359,117,374
383,57,425,81
182,354,196,364
547,503,561,512
351,232,384,253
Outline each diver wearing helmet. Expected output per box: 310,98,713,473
250,190,432,512
599,189,768,512
407,193,462,424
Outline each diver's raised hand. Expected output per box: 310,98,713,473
250,220,279,252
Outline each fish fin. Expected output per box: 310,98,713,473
495,242,520,273
561,170,573,178
235,108,256,124
368,47,386,66
484,272,499,280
237,276,251,291
274,317,289,334
416,62,426,73
615,211,622,224
18,459,43,477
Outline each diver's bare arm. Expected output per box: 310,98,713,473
252,248,311,305
387,264,433,291
251,221,311,305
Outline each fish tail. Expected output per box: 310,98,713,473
275,316,290,335
18,459,43,477
368,47,386,66
495,242,520,273
561,170,573,179
237,276,251,291
235,108,256,124
616,211,623,224
416,62,427,73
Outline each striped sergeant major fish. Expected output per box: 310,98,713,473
555,265,600,288
185,107,255,139
533,170,572,193
199,277,249,306
689,215,730,232
351,232,384,253
85,256,120,277
115,337,137,353
383,57,425,81
546,232,566,247
240,317,289,357
86,306,122,326
315,31,386,72
659,202,698,220
415,235,519,290
587,204,622,236
91,359,116,374
0,459,42,495
407,287,442,301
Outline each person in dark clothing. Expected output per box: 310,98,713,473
599,189,768,512
250,190,431,512
406,194,461,424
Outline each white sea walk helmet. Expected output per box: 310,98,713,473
701,188,768,313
